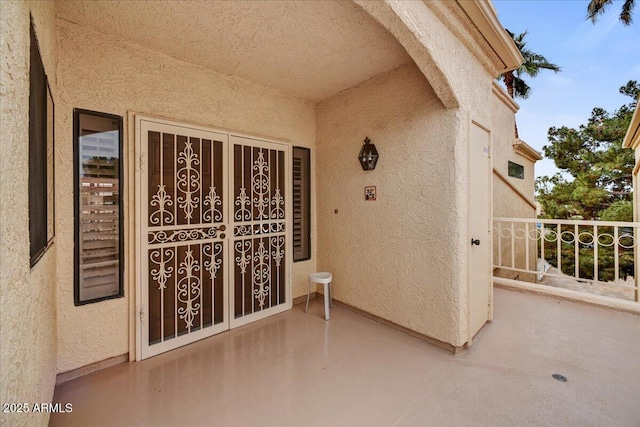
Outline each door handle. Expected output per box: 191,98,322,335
471,239,480,246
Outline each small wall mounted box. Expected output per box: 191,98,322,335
365,186,376,201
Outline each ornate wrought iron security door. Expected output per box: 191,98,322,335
138,118,229,359
230,135,291,328
136,118,291,359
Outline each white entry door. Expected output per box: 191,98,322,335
136,117,290,359
468,121,492,341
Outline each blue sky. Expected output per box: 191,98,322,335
492,0,640,178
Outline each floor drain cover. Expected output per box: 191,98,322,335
552,374,567,382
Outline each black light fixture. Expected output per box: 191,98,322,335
358,137,379,171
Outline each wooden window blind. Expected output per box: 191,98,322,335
74,110,124,305
292,147,311,262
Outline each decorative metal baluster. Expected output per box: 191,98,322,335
614,226,620,282
525,222,530,271
593,225,598,282
635,226,640,302
540,223,545,275
556,223,561,274
575,224,579,279
497,222,502,268
511,222,515,269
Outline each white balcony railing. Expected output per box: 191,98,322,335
493,217,640,302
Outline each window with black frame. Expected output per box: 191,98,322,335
29,18,55,267
74,110,124,305
508,161,525,179
292,147,311,262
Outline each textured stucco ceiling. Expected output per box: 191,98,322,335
57,0,412,102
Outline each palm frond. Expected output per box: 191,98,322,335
501,28,559,100
587,0,613,23
620,0,635,24
588,0,635,25
513,77,531,99
517,49,560,79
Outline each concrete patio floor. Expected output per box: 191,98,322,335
50,288,640,427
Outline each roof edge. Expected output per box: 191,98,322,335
457,0,523,75
623,101,640,149
513,139,543,162
492,81,519,113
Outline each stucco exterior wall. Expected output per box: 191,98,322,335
492,163,536,214
331,0,505,347
316,63,464,346
55,19,317,373
492,147,536,213
0,1,58,426
491,85,538,282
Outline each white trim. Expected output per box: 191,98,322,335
466,112,472,347
491,81,519,113
457,0,523,74
133,113,143,361
127,111,137,362
494,217,640,227
493,277,640,315
623,103,640,149
513,139,543,162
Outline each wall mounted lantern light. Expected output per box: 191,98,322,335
358,137,379,171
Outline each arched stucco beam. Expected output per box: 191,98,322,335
353,0,460,109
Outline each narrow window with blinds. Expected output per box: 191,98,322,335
74,110,124,305
293,147,311,262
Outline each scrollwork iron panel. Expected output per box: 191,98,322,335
233,145,285,223
232,142,287,320
148,226,224,244
144,126,226,351
233,222,285,237
141,121,288,358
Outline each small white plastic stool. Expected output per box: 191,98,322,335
305,272,333,320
